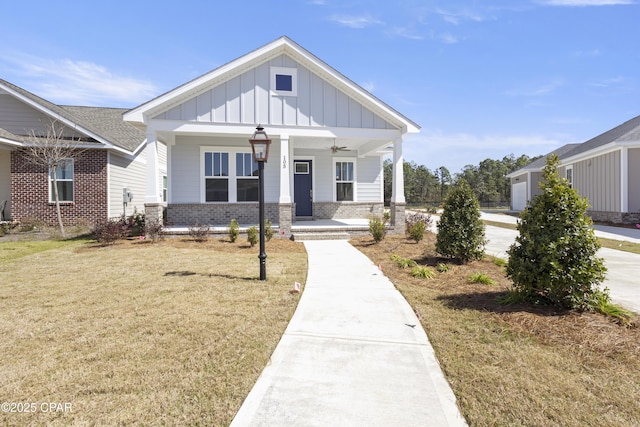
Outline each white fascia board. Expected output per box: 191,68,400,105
0,137,22,148
559,141,619,166
148,120,402,141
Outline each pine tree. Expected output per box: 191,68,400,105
506,155,607,310
435,180,486,263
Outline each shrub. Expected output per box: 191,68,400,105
391,254,417,269
435,180,486,263
506,155,607,310
405,212,432,243
229,219,240,243
18,216,43,232
468,273,495,285
369,215,387,243
411,266,436,279
144,219,164,242
264,218,274,242
247,226,259,247
436,263,450,273
188,222,209,242
94,219,128,244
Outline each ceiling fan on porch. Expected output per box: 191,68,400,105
327,139,349,153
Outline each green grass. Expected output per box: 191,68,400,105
0,239,83,262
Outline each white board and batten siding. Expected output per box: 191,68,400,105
571,151,621,212
154,54,396,131
356,156,383,202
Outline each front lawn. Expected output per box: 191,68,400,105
352,233,640,427
0,237,307,426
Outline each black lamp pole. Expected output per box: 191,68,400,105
249,125,271,281
258,160,266,280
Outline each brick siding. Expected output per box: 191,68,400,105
312,202,384,219
588,210,640,225
10,150,108,226
167,203,279,226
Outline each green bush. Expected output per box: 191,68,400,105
411,266,436,279
264,218,274,242
229,219,240,242
391,254,417,269
369,215,387,243
247,226,258,247
405,212,432,243
468,273,495,285
435,180,486,263
506,155,607,310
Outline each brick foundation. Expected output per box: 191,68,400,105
167,203,279,226
390,202,406,235
10,150,108,226
312,202,383,219
588,210,640,225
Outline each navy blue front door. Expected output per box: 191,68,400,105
294,160,312,217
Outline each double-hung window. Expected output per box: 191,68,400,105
566,165,573,188
335,161,354,202
50,159,74,202
204,152,229,202
236,153,259,202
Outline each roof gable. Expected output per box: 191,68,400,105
124,36,419,133
0,79,144,153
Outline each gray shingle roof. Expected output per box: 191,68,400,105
511,114,640,175
0,79,145,153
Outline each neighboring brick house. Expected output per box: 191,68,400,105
0,79,167,225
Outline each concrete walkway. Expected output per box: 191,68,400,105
230,240,467,427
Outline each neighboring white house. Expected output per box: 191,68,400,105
124,36,420,235
507,114,640,224
0,79,166,225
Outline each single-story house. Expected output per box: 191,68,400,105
0,79,165,225
507,114,640,224
124,36,419,235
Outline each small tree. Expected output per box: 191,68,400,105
506,155,607,310
21,120,85,237
435,180,486,263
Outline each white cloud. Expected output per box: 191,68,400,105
436,8,488,25
393,27,424,40
588,76,626,87
541,0,634,5
504,79,565,97
438,32,462,44
0,53,158,106
328,14,383,29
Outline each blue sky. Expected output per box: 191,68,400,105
2,0,638,173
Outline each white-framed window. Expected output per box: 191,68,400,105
236,152,259,202
335,160,355,202
204,152,229,202
202,148,260,203
49,158,74,202
162,175,168,202
271,66,297,97
566,165,573,188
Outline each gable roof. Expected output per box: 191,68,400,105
124,36,419,134
0,79,145,154
508,114,640,176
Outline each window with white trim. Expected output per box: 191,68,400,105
204,152,229,202
162,175,168,202
335,161,354,202
566,165,573,188
271,66,297,97
50,159,74,202
236,152,259,202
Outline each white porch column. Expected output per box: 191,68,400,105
279,134,291,203
391,137,405,203
144,130,163,224
390,137,406,234
145,131,160,203
277,134,293,236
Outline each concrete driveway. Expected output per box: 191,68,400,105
480,212,640,313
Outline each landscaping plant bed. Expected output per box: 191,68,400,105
351,233,640,427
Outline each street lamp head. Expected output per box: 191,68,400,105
249,124,271,163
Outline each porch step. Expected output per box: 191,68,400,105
291,232,351,241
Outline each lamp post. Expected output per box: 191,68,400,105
249,125,271,280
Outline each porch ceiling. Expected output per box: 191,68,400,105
292,136,391,155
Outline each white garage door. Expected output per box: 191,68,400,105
512,182,527,211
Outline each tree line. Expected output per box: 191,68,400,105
384,153,541,207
